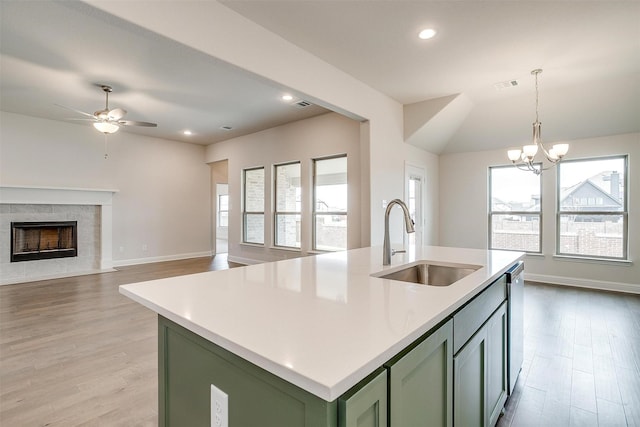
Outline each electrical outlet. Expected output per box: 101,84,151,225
382,199,388,209
119,246,124,253
142,244,148,251
210,384,228,427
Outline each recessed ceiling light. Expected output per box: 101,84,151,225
418,28,437,40
183,130,192,136
281,94,294,101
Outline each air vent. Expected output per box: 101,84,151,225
493,80,519,90
220,126,233,131
293,100,312,108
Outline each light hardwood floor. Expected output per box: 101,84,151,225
1,258,639,426
498,282,640,427
0,255,238,426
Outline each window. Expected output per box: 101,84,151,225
218,194,229,227
557,155,627,259
242,167,264,244
489,164,541,252
313,156,347,251
274,162,301,248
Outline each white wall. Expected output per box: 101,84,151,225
205,113,362,263
440,132,640,291
0,112,212,265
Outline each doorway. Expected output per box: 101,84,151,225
210,160,229,255
405,163,425,248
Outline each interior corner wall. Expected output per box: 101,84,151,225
205,113,361,264
0,111,212,265
439,132,639,291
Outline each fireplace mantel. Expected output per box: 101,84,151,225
0,185,118,273
0,185,118,205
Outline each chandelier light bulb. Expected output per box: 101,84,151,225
507,149,522,161
553,144,569,157
523,144,538,158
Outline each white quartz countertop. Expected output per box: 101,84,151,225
119,246,523,401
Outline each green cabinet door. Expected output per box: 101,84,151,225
454,325,487,427
454,302,508,427
486,302,508,427
386,319,453,427
338,368,387,427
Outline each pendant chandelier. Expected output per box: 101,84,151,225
507,69,569,175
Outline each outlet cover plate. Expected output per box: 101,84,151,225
210,384,228,427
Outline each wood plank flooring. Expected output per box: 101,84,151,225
1,259,639,426
498,282,640,427
0,255,238,427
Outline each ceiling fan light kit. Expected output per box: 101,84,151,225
58,84,157,135
93,121,119,134
507,69,569,175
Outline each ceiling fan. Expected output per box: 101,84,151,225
58,85,157,134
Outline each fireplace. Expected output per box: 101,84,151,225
11,221,78,262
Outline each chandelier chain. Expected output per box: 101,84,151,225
535,71,539,123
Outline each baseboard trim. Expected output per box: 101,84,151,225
525,273,639,294
227,255,260,265
112,251,214,267
1,268,117,286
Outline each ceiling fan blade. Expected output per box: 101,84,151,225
108,108,127,121
55,103,96,118
118,120,157,127
66,118,97,122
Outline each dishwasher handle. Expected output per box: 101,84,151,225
506,261,524,283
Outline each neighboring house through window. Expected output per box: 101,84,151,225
489,164,542,253
557,155,628,259
242,167,265,244
313,155,347,251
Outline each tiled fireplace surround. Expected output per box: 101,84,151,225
0,186,116,285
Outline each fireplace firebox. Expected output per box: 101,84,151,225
11,221,78,262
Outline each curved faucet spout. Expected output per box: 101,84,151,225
383,199,415,265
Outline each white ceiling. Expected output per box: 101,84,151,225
0,1,330,145
1,1,639,153
223,0,640,153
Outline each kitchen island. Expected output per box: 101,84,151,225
120,246,523,426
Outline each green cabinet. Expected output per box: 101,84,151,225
453,302,508,427
157,272,512,427
338,369,387,427
386,319,453,427
159,316,337,427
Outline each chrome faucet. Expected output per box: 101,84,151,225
383,199,415,265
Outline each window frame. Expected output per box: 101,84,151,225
242,166,265,245
313,154,348,252
556,155,628,260
488,163,542,254
273,161,302,249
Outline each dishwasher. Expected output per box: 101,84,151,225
506,261,524,395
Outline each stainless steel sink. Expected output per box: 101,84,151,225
374,262,481,286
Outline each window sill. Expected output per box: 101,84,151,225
552,254,633,266
239,242,265,248
524,252,545,258
270,245,302,253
